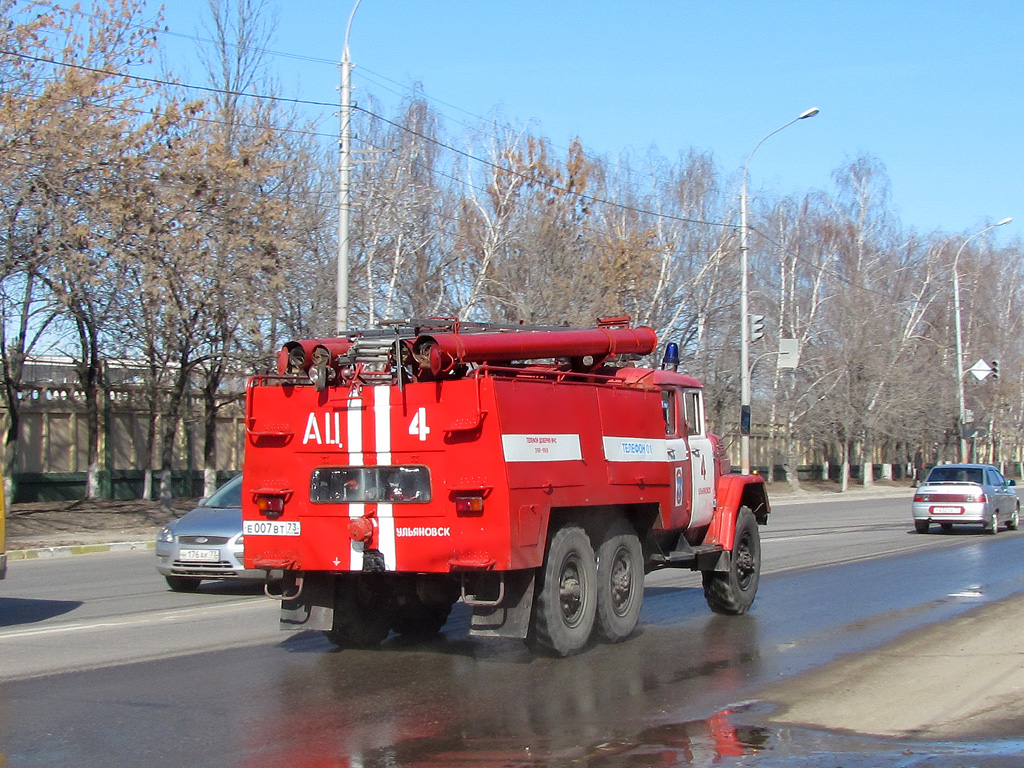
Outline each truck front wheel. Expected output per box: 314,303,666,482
595,519,644,643
529,524,597,656
702,507,760,615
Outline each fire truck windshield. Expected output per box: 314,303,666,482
310,466,431,504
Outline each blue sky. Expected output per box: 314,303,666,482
154,1,1023,244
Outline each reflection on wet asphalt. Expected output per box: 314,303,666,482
230,537,1024,767
4,534,1024,766
591,705,1024,768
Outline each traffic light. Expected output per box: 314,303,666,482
991,360,999,379
750,314,765,342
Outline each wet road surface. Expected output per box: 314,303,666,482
3,497,1024,766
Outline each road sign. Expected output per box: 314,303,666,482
777,338,800,370
970,359,993,381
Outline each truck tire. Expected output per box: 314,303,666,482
392,598,454,639
595,518,644,643
324,575,394,648
529,524,597,656
702,507,760,615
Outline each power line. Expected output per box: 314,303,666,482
350,104,734,230
8,41,952,301
65,2,707,206
0,48,340,110
2,46,736,231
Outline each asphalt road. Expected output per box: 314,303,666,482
1,493,1023,766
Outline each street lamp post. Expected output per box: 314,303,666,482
739,107,819,475
337,0,362,335
953,217,1012,463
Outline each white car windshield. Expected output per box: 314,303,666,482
927,467,984,484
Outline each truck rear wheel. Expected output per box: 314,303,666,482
324,575,394,648
595,519,644,642
392,598,454,639
702,507,760,615
529,524,597,656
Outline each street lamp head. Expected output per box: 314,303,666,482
799,107,820,120
996,217,1013,226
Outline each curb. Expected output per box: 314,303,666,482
769,484,912,505
7,540,155,561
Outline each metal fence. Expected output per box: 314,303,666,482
8,383,245,502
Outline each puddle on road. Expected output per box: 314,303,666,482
572,705,1024,767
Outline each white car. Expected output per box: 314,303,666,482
912,463,1019,534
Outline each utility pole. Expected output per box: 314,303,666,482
739,107,818,475
337,0,361,335
953,217,1012,462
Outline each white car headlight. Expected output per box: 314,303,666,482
157,526,174,544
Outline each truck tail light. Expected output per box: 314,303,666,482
256,494,285,519
917,491,985,504
455,496,485,516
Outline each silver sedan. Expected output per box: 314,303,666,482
155,475,264,591
912,463,1020,534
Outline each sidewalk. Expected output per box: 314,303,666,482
5,497,188,560
767,478,912,505
752,592,1024,739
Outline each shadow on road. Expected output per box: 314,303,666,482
183,579,265,596
0,597,81,627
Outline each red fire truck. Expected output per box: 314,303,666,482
242,318,769,656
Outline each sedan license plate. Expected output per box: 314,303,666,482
931,506,963,515
243,520,301,536
179,548,220,562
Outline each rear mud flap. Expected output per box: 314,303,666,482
280,573,335,631
709,549,731,572
469,570,536,639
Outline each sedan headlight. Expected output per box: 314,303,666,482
157,526,174,544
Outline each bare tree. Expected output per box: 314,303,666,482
0,0,164,498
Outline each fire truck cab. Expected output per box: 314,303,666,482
243,318,769,656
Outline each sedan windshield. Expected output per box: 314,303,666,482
203,475,243,508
